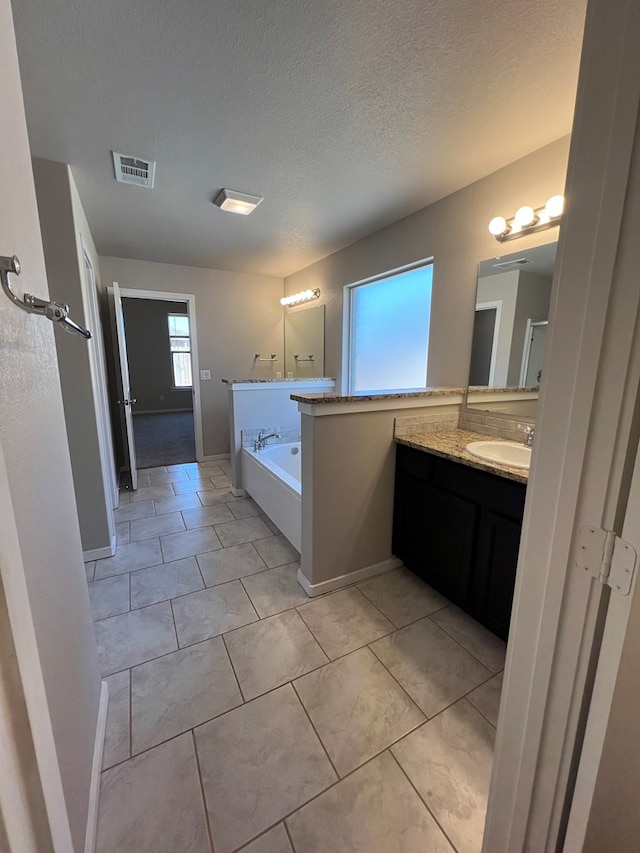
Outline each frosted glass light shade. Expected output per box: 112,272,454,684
514,206,536,227
545,194,565,218
489,216,508,236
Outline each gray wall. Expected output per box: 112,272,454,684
99,256,284,457
284,136,570,390
122,297,193,413
0,4,101,848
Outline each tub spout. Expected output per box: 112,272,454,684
255,432,281,450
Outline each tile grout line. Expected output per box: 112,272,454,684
191,729,216,853
220,632,248,704
425,611,505,674
289,679,340,781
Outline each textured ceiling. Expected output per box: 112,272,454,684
12,0,586,278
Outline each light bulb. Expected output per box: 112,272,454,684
488,216,508,236
545,194,564,218
514,206,536,227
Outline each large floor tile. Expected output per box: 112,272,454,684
95,602,178,675
129,511,185,542
181,503,235,529
197,542,267,586
102,670,130,770
88,574,130,622
148,469,191,485
160,527,223,562
115,521,130,546
172,580,258,647
253,534,300,568
227,497,261,520
294,647,424,776
198,488,241,506
286,750,454,853
430,606,507,673
298,588,394,659
195,685,336,853
225,609,328,700
154,492,202,516
85,560,96,582
467,672,503,727
239,824,292,853
130,556,204,609
96,733,211,853
131,637,242,753
214,516,274,547
358,567,448,627
130,484,175,503
198,461,226,476
94,539,163,579
392,700,495,853
113,500,156,524
241,563,309,618
370,618,491,718
139,466,168,475
172,477,216,494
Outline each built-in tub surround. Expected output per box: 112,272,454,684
242,442,302,552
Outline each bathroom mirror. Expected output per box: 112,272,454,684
464,241,557,420
284,304,325,378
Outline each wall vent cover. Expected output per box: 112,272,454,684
492,258,531,269
112,152,155,188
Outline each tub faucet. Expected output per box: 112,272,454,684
518,424,535,448
254,432,281,451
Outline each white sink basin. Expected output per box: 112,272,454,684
466,440,531,470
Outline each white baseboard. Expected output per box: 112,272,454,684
84,680,109,853
231,487,246,497
198,453,231,462
83,533,116,562
297,557,402,597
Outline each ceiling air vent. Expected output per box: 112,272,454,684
112,152,155,189
492,258,531,270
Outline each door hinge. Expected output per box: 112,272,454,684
576,525,636,595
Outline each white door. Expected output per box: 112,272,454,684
112,282,138,490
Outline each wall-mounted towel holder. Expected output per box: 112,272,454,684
1,255,92,339
294,354,315,362
254,353,277,361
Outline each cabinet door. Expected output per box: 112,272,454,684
393,470,478,606
473,508,523,640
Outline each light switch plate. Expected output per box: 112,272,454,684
200,369,211,381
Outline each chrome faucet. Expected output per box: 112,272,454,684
254,432,281,451
518,423,535,448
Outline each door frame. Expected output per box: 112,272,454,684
113,287,205,463
473,299,502,387
518,318,548,387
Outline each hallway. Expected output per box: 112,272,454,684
87,459,503,853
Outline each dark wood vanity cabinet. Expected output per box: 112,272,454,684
393,443,526,640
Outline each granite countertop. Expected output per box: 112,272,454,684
395,428,529,484
467,385,539,394
222,377,335,384
290,386,465,404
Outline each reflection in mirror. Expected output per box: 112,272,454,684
466,242,556,420
284,304,325,378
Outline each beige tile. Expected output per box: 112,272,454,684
261,514,282,535
294,647,424,776
154,492,202,516
240,824,292,853
113,500,156,524
241,563,308,617
148,469,191,485
197,543,267,587
130,557,204,609
85,560,96,582
227,497,261,520
286,750,454,853
370,618,491,717
94,539,163,580
129,511,185,542
118,491,132,505
184,474,216,488
195,685,336,853
130,484,175,503
211,476,232,489
115,522,130,546
134,474,152,488
253,534,299,568
198,488,240,507
102,671,130,770
214,516,273,547
160,527,223,562
172,581,258,647
131,637,242,754
182,503,235,529
225,609,328,700
139,466,168,475
392,701,495,853
430,606,507,673
96,733,211,853
196,462,226,477
298,588,394,660
89,574,130,622
172,477,216,494
467,672,503,727
95,602,178,676
358,567,448,627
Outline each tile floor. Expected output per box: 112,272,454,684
89,459,505,853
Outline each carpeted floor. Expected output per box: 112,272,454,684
133,411,196,468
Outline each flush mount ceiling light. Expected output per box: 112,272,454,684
213,188,263,215
280,288,321,307
488,195,565,242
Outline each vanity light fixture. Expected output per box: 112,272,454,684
489,195,565,242
213,188,263,215
280,288,321,307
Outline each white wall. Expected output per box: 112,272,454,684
0,3,101,848
99,256,285,458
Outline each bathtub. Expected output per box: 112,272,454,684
241,442,301,552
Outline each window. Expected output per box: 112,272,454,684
344,262,433,393
168,313,192,388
